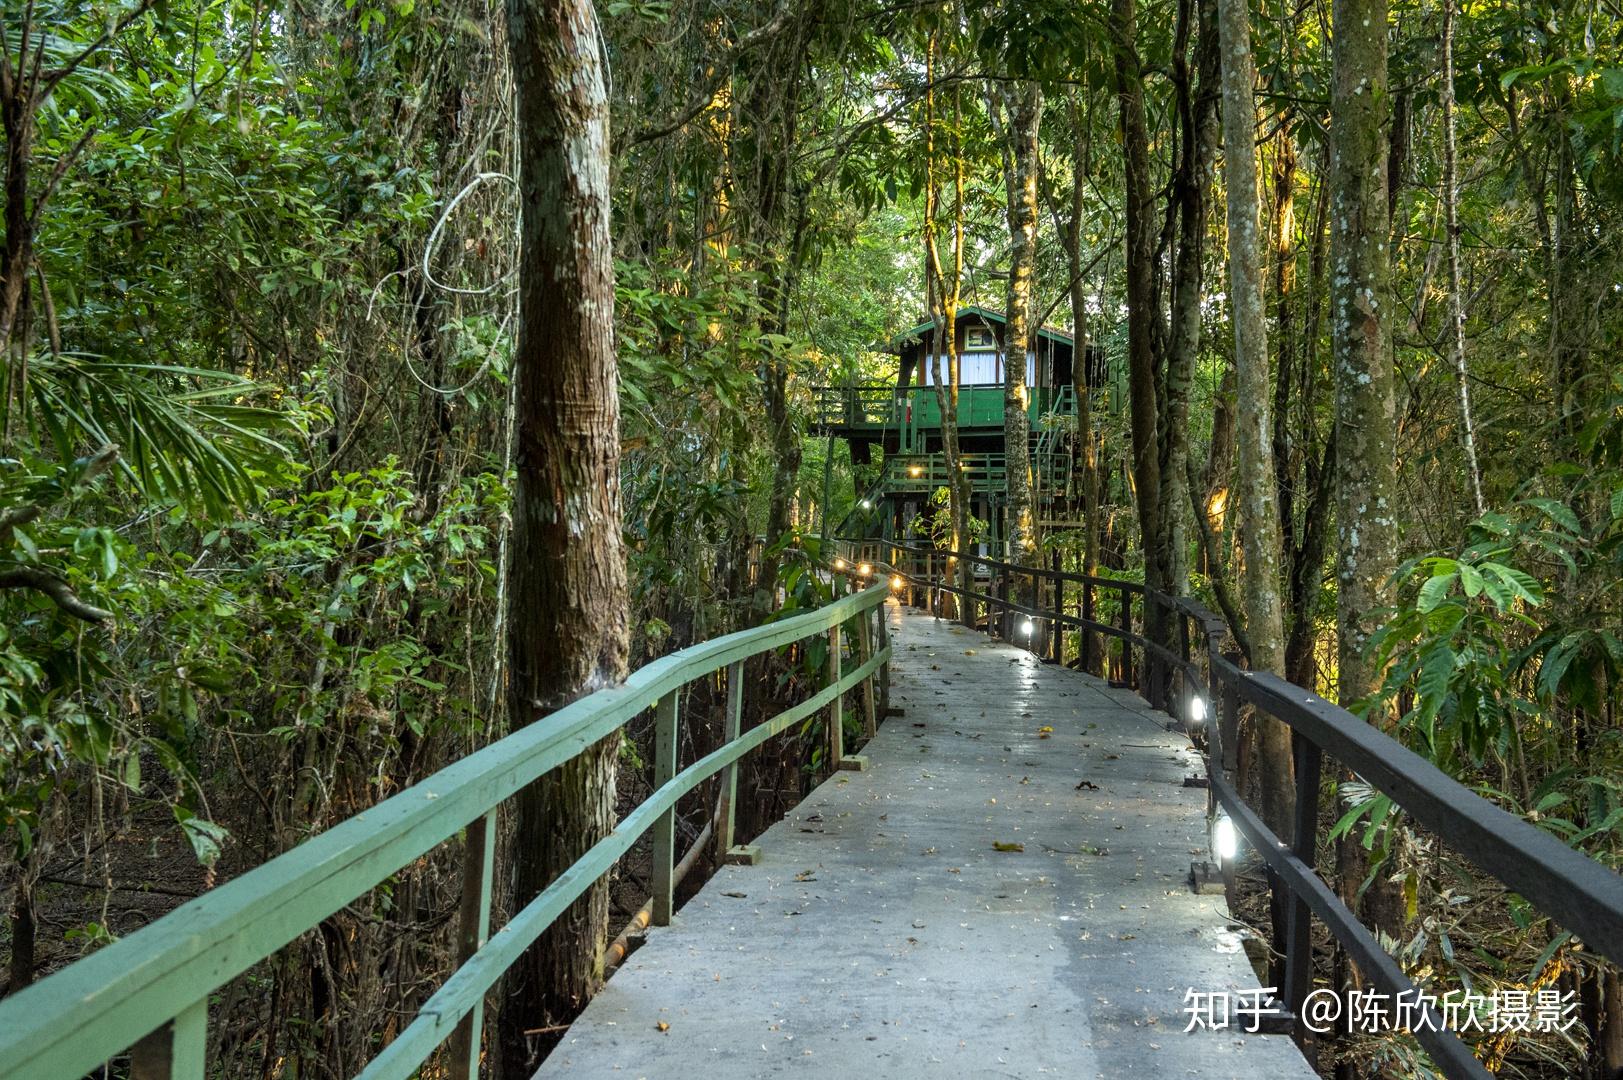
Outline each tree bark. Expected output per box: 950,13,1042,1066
1002,82,1043,571
1439,0,1486,516
1329,0,1403,963
1160,0,1218,602
922,37,975,626
1064,93,1104,673
1216,0,1294,833
501,0,630,1071
1328,0,1396,711
1111,0,1169,632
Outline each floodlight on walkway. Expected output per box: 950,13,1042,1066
1212,813,1239,865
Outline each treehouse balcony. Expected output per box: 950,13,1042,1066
811,382,1074,442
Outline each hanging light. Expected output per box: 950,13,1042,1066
833,558,847,571
857,563,873,577
1212,813,1239,865
1188,695,1208,726
890,575,905,591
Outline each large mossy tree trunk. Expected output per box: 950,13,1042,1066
1216,0,1294,834
501,0,630,1071
1328,0,1404,976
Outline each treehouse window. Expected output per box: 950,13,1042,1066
965,326,997,350
924,352,999,385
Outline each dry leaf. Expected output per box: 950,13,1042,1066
992,840,1025,852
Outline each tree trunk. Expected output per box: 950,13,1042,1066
1329,0,1403,976
1065,93,1104,673
1440,0,1486,517
1217,0,1293,833
1111,0,1169,641
1328,0,1396,712
1002,82,1043,572
1160,0,1217,602
501,0,630,1071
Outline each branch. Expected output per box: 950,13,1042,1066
0,567,113,621
623,1,798,148
40,0,155,97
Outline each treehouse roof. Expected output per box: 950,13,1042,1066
888,304,1075,353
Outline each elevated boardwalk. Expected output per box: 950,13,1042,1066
539,604,1315,1078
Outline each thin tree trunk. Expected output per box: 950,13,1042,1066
1160,0,1218,602
501,1,630,1071
1065,93,1104,673
1002,82,1043,571
1217,0,1294,832
1112,0,1168,630
1440,0,1486,516
922,38,974,625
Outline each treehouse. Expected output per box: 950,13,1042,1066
814,305,1106,554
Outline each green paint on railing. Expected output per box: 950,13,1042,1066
0,584,893,1080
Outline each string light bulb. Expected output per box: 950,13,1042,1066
890,575,904,591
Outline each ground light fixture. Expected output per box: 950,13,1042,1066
1019,618,1035,637
908,464,923,477
833,558,846,571
857,563,873,577
1188,694,1208,726
1212,813,1239,865
890,575,905,591
861,499,873,509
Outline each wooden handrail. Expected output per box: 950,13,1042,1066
0,584,893,1080
848,537,1623,1079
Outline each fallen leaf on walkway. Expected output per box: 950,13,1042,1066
1075,779,1099,790
964,649,977,655
1037,726,1053,738
657,1021,670,1032
992,840,1025,852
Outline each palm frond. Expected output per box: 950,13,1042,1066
26,353,294,518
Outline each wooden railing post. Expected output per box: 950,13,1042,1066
448,810,496,1080
857,606,878,739
1119,587,1134,688
1285,731,1324,1030
999,566,1011,638
1051,565,1065,665
876,603,892,717
1081,578,1094,674
828,621,845,768
129,1000,206,1080
652,689,679,926
716,660,759,865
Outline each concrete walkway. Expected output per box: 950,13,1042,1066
537,602,1316,1079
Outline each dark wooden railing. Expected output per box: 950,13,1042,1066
836,537,1623,1079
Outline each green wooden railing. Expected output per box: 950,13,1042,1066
0,584,894,1080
